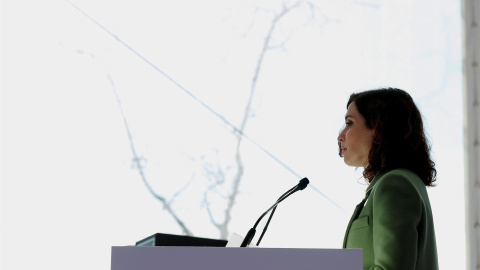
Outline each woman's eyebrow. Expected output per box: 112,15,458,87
345,115,355,120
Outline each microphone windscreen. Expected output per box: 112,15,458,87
297,177,309,190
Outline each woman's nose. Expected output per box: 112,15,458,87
338,127,346,142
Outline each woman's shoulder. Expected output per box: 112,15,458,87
373,168,427,195
370,169,431,214
380,168,420,181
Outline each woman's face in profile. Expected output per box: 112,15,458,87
337,102,374,168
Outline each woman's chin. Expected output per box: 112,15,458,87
343,158,363,168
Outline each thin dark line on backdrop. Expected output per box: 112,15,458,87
66,0,346,213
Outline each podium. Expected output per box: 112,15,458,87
111,246,362,270
135,233,227,247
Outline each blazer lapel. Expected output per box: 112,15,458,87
342,175,381,248
342,193,369,248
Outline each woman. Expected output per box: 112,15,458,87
338,88,439,270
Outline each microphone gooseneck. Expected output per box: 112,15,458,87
240,177,309,247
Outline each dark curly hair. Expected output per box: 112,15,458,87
339,88,436,186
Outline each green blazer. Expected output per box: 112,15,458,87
343,169,438,270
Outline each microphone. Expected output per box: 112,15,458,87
240,177,309,247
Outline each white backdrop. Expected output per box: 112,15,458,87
1,0,465,269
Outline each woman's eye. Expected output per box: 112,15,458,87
345,121,353,126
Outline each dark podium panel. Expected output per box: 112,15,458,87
135,233,227,247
